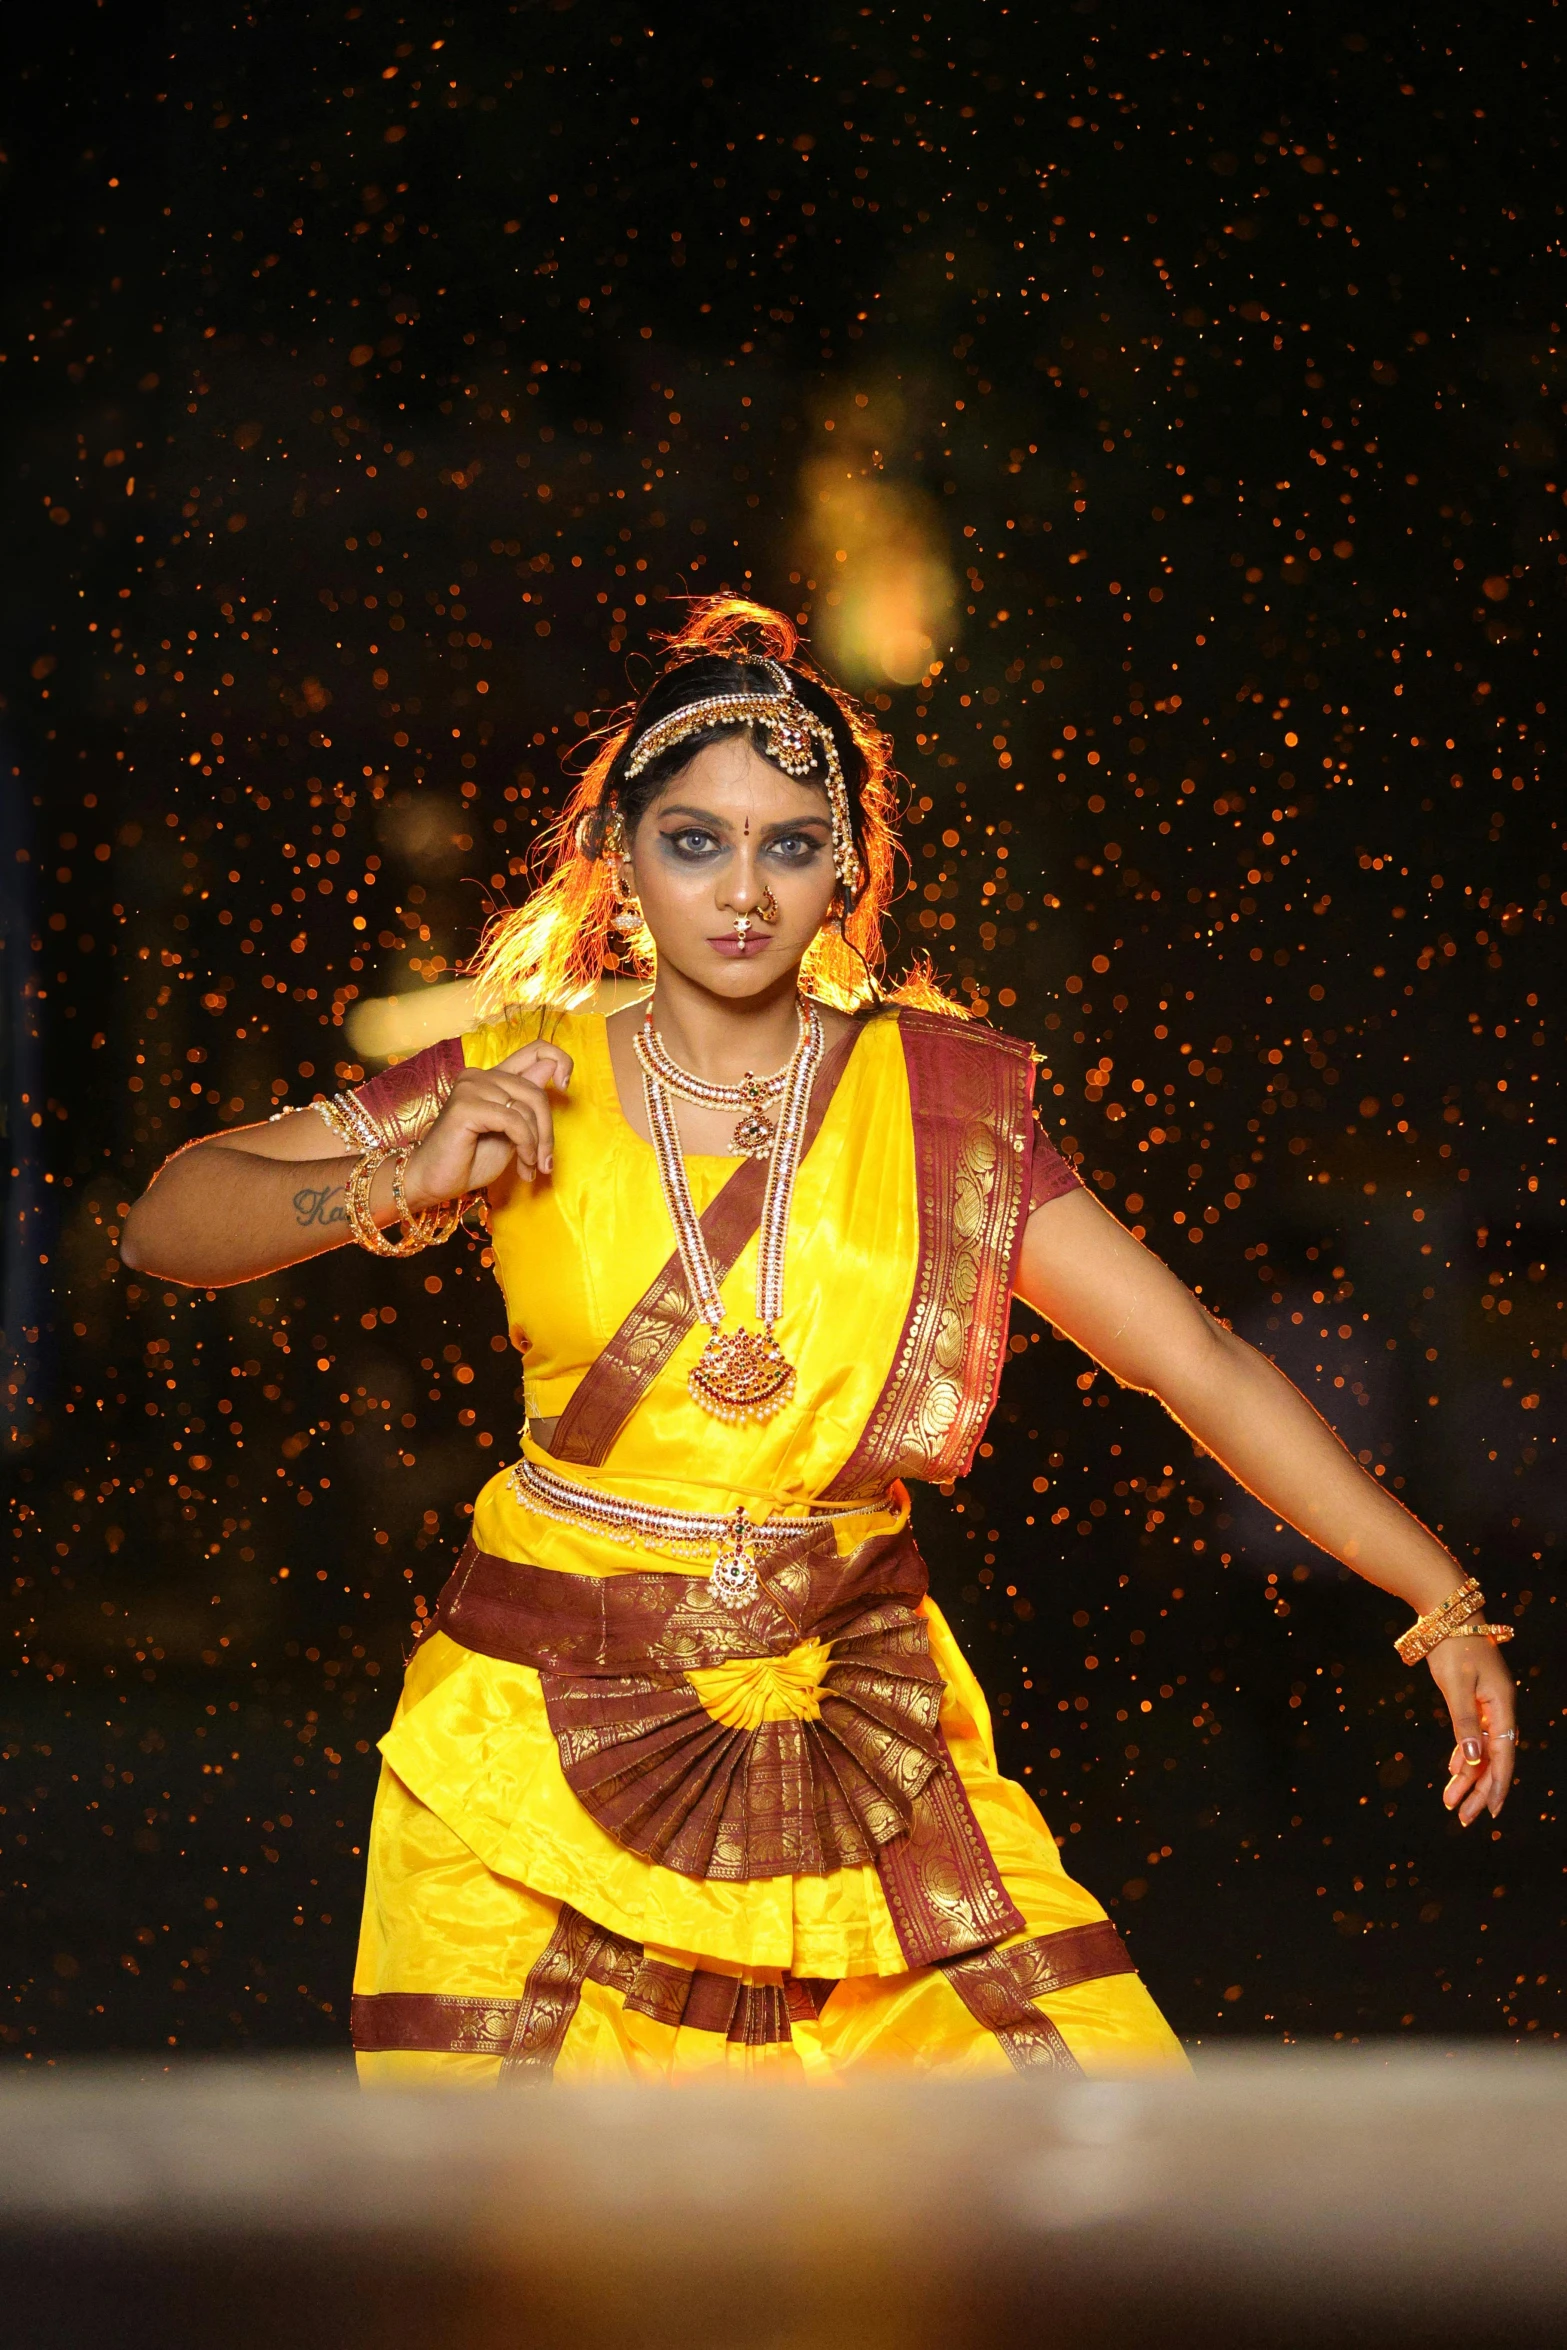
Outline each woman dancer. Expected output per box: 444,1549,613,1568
123,599,1515,2082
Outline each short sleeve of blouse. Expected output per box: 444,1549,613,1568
1026,1117,1082,1213
313,1034,465,1152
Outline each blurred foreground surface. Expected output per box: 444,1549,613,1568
0,2051,1564,2350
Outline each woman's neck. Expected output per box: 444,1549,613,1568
643,968,805,1084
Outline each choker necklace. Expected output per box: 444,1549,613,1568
634,1001,823,1423
636,996,809,1160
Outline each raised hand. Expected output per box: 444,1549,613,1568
402,1040,573,1208
1428,1632,1516,1826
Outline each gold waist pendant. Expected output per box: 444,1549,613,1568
509,1455,874,1603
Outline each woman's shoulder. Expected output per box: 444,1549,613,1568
868,1001,1038,1067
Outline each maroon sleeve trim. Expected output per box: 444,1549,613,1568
1026,1119,1082,1213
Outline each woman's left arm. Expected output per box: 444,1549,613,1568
1015,1187,1516,1823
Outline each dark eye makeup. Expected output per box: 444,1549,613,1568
656,825,827,865
659,825,721,860
763,831,826,864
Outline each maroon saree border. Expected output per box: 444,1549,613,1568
546,1018,863,1469
1028,1120,1082,1211
937,1918,1134,2072
430,1526,930,1674
822,1010,1038,1501
498,1901,613,2079
1010,1917,1134,2000
351,1916,1137,2079
875,1737,1025,1965
350,1907,804,2082
938,1942,1081,2073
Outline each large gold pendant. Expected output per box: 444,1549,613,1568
688,1324,797,1424
708,1509,762,1604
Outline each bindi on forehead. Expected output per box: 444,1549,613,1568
650,743,830,816
653,799,831,839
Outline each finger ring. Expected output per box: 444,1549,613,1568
1491,1728,1518,1743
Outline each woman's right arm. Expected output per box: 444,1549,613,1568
119,1040,572,1289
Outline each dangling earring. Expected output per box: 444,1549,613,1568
592,803,641,936
611,861,644,935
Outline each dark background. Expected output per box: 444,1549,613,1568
3,0,1563,2062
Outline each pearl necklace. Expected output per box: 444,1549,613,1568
635,997,808,1160
635,1001,823,1424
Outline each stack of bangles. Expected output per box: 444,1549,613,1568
343,1145,469,1258
1394,1575,1515,1666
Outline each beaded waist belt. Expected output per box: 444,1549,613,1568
509,1454,886,1604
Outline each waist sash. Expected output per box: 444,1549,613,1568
428,1527,1024,1969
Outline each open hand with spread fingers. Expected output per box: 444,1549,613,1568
1427,1628,1516,1826
402,1040,573,1210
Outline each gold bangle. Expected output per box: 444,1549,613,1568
1394,1577,1487,1666
345,1147,425,1258
343,1147,468,1257
1440,1620,1515,1647
343,1149,387,1253
391,1152,464,1249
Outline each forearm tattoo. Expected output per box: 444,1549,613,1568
292,1182,348,1230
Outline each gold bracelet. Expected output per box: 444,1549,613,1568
345,1146,462,1259
343,1146,469,1257
1394,1577,1488,1666
1440,1619,1515,1647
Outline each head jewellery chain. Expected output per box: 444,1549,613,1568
619,661,865,904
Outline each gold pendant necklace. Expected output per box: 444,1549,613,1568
731,1091,781,1162
635,998,807,1161
637,1002,823,1423
686,1321,797,1424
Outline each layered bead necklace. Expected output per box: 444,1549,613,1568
636,995,809,1159
633,998,823,1424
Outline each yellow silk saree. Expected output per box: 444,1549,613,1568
335,1004,1185,2082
